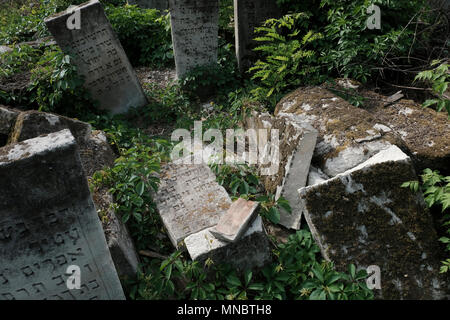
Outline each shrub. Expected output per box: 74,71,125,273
106,5,173,67
250,13,323,107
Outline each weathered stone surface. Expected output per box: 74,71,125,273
211,198,259,243
245,111,317,229
168,0,219,79
128,0,168,12
234,0,281,73
0,45,12,54
184,216,271,271
97,190,139,281
275,86,404,177
307,166,330,186
45,0,147,114
0,105,20,136
154,162,232,248
0,130,125,300
359,89,450,176
299,145,446,299
79,130,117,178
8,110,92,146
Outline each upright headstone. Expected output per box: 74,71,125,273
153,163,232,247
234,0,281,73
0,130,125,300
44,0,147,114
299,145,446,299
168,0,219,79
127,0,169,12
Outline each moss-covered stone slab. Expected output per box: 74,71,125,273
299,145,446,299
8,110,92,146
0,130,125,300
360,89,450,176
184,216,271,271
154,162,232,248
245,111,318,229
275,87,405,177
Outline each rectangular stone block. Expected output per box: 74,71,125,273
0,130,125,300
153,162,232,248
45,0,147,114
184,216,271,271
298,145,446,299
234,0,281,72
168,0,219,78
211,198,259,243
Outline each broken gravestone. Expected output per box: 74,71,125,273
45,0,147,114
153,162,232,247
168,0,219,79
184,215,271,271
211,198,259,243
0,130,125,300
234,0,281,73
275,86,405,178
8,110,92,146
127,0,169,12
245,111,318,229
299,145,446,299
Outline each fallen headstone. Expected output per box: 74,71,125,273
168,0,219,79
245,112,317,229
153,162,232,248
234,0,281,72
211,198,259,243
184,216,271,271
275,86,404,177
8,110,92,146
0,130,125,300
299,145,446,299
127,0,169,12
45,0,147,114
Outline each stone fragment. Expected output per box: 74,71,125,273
98,191,139,281
153,162,232,248
45,0,147,114
211,198,259,243
0,105,20,136
0,130,125,300
298,145,446,299
245,111,317,229
8,110,92,146
184,216,271,271
168,0,219,78
234,0,281,72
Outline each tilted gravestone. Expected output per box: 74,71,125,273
127,0,169,12
168,0,219,79
153,163,232,247
0,130,125,300
44,0,147,114
234,0,281,73
299,145,447,299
